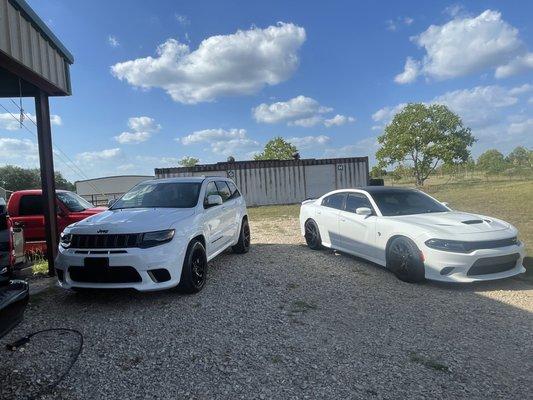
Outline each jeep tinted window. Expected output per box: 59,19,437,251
204,182,219,206
19,195,44,216
226,181,241,199
215,181,232,202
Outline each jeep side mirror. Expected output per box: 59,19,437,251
206,195,223,207
107,199,116,208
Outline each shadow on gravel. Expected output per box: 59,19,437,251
0,243,531,400
288,242,533,293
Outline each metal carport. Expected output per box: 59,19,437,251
0,0,73,274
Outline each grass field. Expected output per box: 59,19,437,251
247,179,533,254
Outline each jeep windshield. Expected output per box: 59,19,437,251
110,182,202,209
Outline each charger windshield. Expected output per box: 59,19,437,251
111,182,202,209
371,190,449,216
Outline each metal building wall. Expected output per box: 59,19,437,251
156,157,369,207
0,0,71,94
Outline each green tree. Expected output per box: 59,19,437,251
477,149,507,175
376,103,475,186
178,156,199,167
254,137,298,160
0,165,39,191
506,146,532,168
54,171,76,191
0,165,75,191
370,165,387,178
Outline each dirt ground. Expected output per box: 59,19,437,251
1,217,532,399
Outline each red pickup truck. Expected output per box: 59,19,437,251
7,190,105,254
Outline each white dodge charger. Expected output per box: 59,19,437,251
55,177,250,293
299,187,525,283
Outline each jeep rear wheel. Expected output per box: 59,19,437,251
232,217,250,254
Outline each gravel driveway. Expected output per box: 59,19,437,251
1,217,532,399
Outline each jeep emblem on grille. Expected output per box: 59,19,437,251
97,229,108,234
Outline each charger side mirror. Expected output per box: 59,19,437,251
355,207,372,216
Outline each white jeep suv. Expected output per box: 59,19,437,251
55,177,250,293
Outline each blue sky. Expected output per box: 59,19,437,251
0,0,532,181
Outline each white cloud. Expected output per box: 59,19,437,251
77,148,122,162
111,22,306,104
373,85,524,128
114,116,161,144
180,128,246,145
253,95,353,128
433,85,518,127
253,95,331,124
0,137,38,159
323,114,356,127
0,112,61,131
396,10,533,83
509,83,533,96
386,16,414,32
287,135,330,149
323,137,379,159
108,35,120,48
127,116,161,133
290,115,324,128
495,52,533,78
508,118,533,135
371,83,533,152
175,14,190,26
115,131,152,144
178,128,260,157
372,103,407,123
210,138,260,156
394,57,420,84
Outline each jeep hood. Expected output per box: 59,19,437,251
68,208,195,234
389,211,511,236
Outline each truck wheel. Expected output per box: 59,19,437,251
387,237,425,283
177,240,208,294
232,218,250,254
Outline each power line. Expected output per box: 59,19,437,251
8,98,100,186
0,101,105,196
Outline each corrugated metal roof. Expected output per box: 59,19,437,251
9,0,73,63
155,156,369,175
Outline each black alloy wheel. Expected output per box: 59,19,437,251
304,219,322,250
387,237,425,283
178,240,208,293
232,218,251,254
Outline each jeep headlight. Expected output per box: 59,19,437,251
141,229,175,248
60,232,72,248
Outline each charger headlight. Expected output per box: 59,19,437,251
425,239,469,253
60,232,72,248
141,229,175,248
